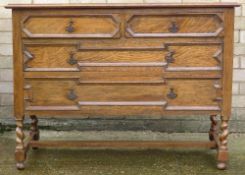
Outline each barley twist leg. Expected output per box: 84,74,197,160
30,115,39,149
209,115,218,149
15,119,26,170
209,115,218,141
217,117,229,170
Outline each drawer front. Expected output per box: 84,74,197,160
126,14,223,37
22,12,223,38
22,15,120,38
24,79,221,115
24,42,222,72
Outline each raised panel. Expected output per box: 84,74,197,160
126,14,223,37
24,78,221,114
22,14,120,38
23,42,222,72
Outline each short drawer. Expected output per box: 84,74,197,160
23,42,222,72
22,14,120,38
24,78,221,115
126,13,224,37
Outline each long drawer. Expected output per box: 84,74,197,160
23,42,222,72
24,78,222,115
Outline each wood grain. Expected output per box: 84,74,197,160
29,140,216,148
221,8,234,120
24,43,222,70
22,14,120,38
7,4,238,170
126,14,223,37
13,10,25,119
24,79,219,109
5,3,240,9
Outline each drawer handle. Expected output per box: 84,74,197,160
167,88,177,99
67,89,77,101
67,52,78,65
165,51,175,63
66,19,75,33
168,22,179,33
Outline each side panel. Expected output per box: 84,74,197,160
221,8,234,119
12,10,24,119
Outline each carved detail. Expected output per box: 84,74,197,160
217,117,229,170
219,119,229,151
209,115,218,141
23,48,34,70
24,84,32,102
15,118,26,170
30,115,39,141
165,51,175,63
213,80,223,105
16,120,25,150
213,49,222,63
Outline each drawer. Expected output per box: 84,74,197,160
22,14,120,38
24,78,221,115
24,42,222,72
21,13,223,38
126,13,224,37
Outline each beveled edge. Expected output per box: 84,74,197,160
5,3,240,9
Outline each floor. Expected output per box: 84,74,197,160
1,130,245,175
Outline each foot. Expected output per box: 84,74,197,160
16,162,25,170
217,162,227,170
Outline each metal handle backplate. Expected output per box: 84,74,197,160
67,89,77,101
167,88,177,99
168,22,179,33
67,52,77,65
66,19,75,33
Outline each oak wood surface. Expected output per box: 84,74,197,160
5,3,240,9
24,43,222,70
7,3,238,170
221,9,234,119
29,140,216,148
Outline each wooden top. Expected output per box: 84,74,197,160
5,3,240,9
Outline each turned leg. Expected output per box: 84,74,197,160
209,115,218,149
209,115,218,141
217,116,229,170
30,115,39,149
15,118,26,170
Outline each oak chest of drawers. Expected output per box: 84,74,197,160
6,3,239,170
